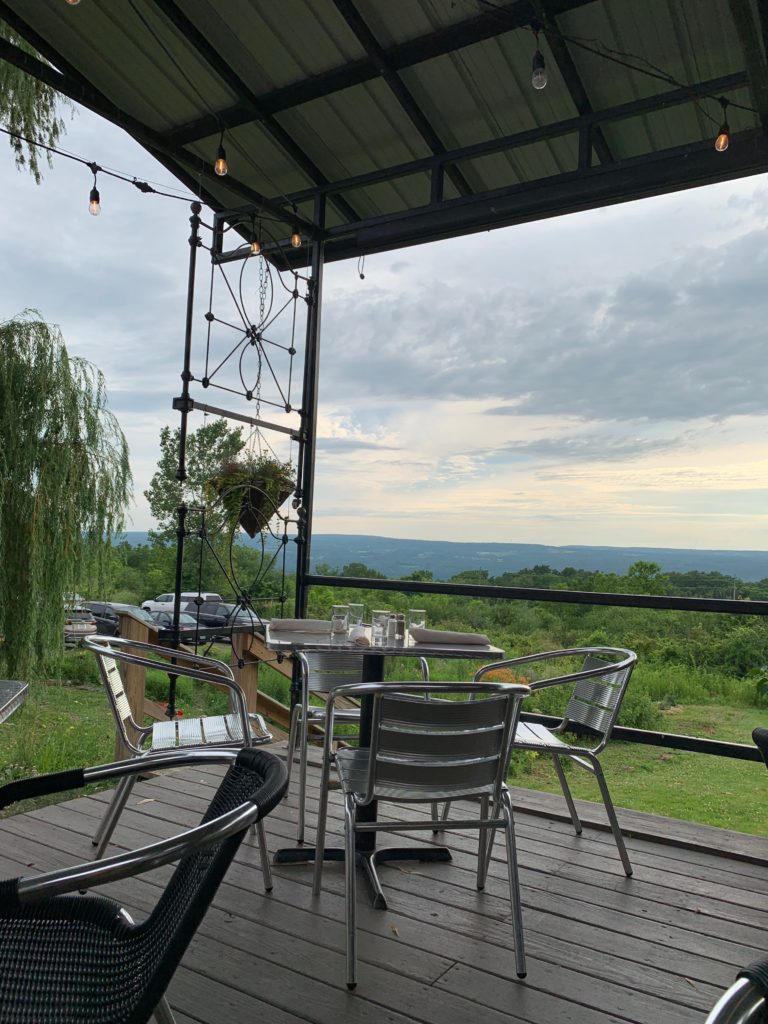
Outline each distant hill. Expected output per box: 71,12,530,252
117,532,768,582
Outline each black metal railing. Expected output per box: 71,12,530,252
304,574,768,761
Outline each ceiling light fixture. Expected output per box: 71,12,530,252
214,129,228,176
715,98,730,152
531,29,548,91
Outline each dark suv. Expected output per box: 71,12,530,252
86,602,155,636
183,601,258,635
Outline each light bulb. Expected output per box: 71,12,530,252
531,50,547,90
290,224,301,248
251,238,261,255
65,0,81,5
88,186,101,216
214,142,228,176
715,122,730,152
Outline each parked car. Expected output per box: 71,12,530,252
141,591,222,613
85,602,155,636
182,600,258,636
148,610,203,639
63,607,97,647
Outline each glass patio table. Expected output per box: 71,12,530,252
265,623,503,908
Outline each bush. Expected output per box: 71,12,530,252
58,649,100,686
617,688,662,730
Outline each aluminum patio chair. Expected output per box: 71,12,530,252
312,678,531,989
286,649,429,844
0,746,287,1024
85,634,274,887
475,647,637,875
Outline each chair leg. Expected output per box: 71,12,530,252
93,775,137,859
591,757,633,876
501,789,526,979
153,994,177,1024
297,690,310,844
476,795,490,889
430,801,441,834
552,753,582,835
285,703,300,791
255,819,274,892
344,794,358,991
312,733,334,897
153,995,176,1024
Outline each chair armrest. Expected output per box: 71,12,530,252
0,749,282,906
0,768,86,811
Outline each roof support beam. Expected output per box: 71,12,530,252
331,0,473,198
732,0,768,133
312,127,768,264
532,0,614,165
168,0,597,146
279,71,749,205
150,0,361,225
0,15,314,234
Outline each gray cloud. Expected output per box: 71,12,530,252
320,229,768,422
317,436,401,453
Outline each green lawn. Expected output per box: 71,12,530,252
510,704,768,835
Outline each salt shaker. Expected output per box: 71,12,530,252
387,614,397,643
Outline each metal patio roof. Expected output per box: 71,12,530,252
2,0,768,262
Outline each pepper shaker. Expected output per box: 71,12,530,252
395,613,406,643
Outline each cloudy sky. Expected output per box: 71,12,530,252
2,104,766,550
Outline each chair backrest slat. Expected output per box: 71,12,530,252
302,652,365,693
563,655,632,737
368,691,519,801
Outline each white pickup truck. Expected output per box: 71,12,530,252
141,591,222,613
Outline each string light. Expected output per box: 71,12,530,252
251,237,261,255
290,205,302,248
531,29,547,91
65,0,81,5
88,165,101,216
715,98,730,152
214,129,228,176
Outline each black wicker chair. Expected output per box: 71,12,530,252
0,746,287,1024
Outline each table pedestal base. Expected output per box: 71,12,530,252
273,845,452,910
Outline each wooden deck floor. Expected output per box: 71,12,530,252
1,743,767,1024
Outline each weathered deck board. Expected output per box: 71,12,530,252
1,747,766,1024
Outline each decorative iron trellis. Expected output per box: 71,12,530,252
165,201,324,715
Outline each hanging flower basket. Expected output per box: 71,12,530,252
207,454,295,537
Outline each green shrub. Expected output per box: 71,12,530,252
58,649,100,686
617,688,662,730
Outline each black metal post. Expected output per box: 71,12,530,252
167,200,202,718
291,195,325,709
294,194,326,619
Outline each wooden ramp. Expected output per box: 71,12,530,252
1,745,766,1024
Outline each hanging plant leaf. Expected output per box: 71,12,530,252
206,453,294,537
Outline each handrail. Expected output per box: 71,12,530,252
306,574,768,616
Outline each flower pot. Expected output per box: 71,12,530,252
238,478,294,537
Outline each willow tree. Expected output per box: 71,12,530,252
0,314,131,678
0,22,70,183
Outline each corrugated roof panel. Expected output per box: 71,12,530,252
460,134,579,195
15,0,237,132
183,0,364,93
356,0,472,47
278,77,433,181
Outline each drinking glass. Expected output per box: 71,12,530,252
371,609,390,646
347,602,365,639
330,604,349,638
347,603,364,627
407,608,426,635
